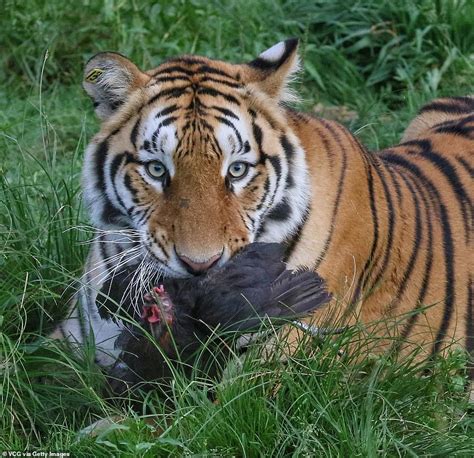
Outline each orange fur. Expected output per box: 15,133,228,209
286,104,473,358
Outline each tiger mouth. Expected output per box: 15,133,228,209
141,243,193,278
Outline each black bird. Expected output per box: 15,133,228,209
103,243,331,394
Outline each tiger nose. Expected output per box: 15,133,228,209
177,251,222,275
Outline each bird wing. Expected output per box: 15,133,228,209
197,268,331,332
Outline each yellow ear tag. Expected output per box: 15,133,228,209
85,68,104,83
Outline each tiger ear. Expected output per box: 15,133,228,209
245,38,300,103
83,52,150,120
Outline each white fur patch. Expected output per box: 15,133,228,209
259,41,286,63
60,233,145,367
139,107,178,177
257,131,310,245
216,120,257,193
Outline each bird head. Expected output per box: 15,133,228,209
142,285,175,345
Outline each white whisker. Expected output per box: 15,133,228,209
87,249,143,288
78,246,143,293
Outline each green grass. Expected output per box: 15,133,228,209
1,0,473,455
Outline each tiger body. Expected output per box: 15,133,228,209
58,39,473,368
287,99,472,358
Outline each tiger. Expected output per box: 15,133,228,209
55,39,473,377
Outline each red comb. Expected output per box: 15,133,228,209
153,285,165,296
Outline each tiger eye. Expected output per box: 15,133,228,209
146,161,167,179
228,162,249,180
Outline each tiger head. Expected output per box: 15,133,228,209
83,39,310,277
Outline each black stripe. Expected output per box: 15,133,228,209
250,114,282,237
404,139,472,241
152,65,195,76
383,153,456,354
258,155,283,229
197,65,235,79
456,157,474,178
197,87,240,105
210,105,239,120
420,97,474,114
280,134,294,160
383,158,403,204
255,176,271,212
95,141,124,224
173,57,206,66
435,124,474,139
123,151,139,166
130,117,141,149
155,104,180,118
245,170,262,188
152,75,191,84
215,116,243,150
353,158,380,302
285,106,309,123
284,204,310,260
95,140,109,193
150,117,178,152
313,122,348,270
225,176,233,192
252,121,263,150
147,86,190,105
109,153,123,177
366,160,396,294
280,135,295,189
196,118,213,132
159,116,178,128
318,123,337,174
386,163,434,352
242,211,254,233
100,201,123,225
109,99,124,111
254,179,272,238
131,206,147,226
153,57,235,80
266,198,291,221
123,173,138,203
199,76,241,88
207,134,225,158
109,154,129,216
389,164,434,348
399,208,434,342
432,113,474,130
268,155,282,177
134,200,159,227
434,120,474,138
386,169,423,313
151,232,169,258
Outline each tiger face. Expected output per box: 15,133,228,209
82,40,310,277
